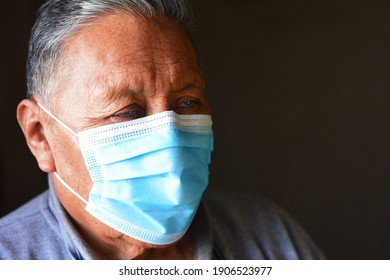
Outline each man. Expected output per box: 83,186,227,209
0,0,324,259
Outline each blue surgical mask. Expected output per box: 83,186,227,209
38,103,213,245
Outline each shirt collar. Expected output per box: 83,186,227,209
48,174,99,259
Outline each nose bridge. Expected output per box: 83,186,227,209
143,68,173,115
146,96,171,116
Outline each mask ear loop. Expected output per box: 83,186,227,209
36,102,87,204
53,172,88,204
37,102,78,137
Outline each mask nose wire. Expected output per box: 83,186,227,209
37,102,78,137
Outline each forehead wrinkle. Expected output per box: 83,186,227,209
110,49,194,96
65,44,200,114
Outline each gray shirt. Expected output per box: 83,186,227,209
0,179,325,260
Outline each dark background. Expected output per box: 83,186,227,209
1,0,390,259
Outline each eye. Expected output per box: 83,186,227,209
182,99,200,107
110,106,146,122
172,96,202,114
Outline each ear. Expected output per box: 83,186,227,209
17,99,56,173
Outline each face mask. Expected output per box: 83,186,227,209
38,103,213,245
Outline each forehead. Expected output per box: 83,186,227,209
63,12,197,73
57,12,200,101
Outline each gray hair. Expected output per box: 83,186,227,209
26,0,196,102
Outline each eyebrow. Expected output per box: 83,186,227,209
97,84,141,105
174,84,198,93
83,85,140,119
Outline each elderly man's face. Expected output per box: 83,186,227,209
42,12,210,255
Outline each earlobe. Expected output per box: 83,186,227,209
17,99,56,173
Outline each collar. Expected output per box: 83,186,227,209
48,174,99,259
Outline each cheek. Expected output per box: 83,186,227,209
51,133,93,197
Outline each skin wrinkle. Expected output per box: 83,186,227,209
63,23,201,129
24,12,210,260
